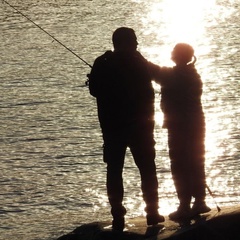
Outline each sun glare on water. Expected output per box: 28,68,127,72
140,0,217,65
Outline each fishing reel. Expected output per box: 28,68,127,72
85,74,90,86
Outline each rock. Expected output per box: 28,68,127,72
165,211,240,240
57,222,102,240
57,222,146,240
56,205,240,240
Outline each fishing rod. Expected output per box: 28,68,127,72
3,0,92,68
206,184,221,212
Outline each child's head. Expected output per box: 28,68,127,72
171,43,195,65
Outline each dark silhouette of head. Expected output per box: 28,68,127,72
171,43,195,65
112,27,138,52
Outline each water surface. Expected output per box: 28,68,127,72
0,1,239,239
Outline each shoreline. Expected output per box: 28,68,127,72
57,204,240,240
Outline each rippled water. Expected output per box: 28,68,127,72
0,1,239,239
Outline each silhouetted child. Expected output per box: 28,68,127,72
153,43,211,220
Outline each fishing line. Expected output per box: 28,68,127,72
3,0,92,68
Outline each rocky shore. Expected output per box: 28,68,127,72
57,205,240,240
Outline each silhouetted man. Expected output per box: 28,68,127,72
88,27,164,231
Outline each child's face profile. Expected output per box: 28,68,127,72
171,48,178,64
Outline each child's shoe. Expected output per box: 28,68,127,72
191,201,211,216
146,213,165,225
168,206,191,221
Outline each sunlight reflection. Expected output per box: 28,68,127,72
140,0,217,65
153,0,216,40
159,200,178,216
205,115,225,165
154,110,163,127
